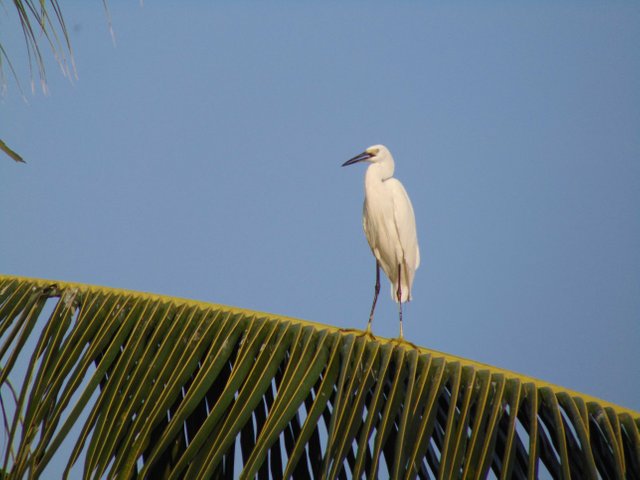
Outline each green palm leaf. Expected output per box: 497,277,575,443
0,140,25,163
0,274,638,478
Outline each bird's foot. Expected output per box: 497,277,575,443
391,336,419,349
339,327,376,340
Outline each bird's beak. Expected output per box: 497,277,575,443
342,151,373,167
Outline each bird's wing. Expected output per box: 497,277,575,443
387,178,420,271
362,201,383,263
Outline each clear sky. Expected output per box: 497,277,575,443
1,0,638,427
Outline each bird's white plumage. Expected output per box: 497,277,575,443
350,145,420,303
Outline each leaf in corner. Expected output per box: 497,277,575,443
0,139,25,163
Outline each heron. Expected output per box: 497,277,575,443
342,145,420,339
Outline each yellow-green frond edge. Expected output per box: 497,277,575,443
0,274,638,479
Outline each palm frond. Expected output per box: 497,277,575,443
2,0,75,92
1,0,77,162
0,139,24,163
0,274,638,478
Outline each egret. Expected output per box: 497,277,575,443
342,145,420,339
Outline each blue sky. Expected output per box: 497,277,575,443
1,0,638,429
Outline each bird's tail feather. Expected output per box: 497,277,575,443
390,282,411,303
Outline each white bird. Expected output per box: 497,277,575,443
342,145,420,339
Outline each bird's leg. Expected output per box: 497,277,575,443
367,261,381,333
397,264,404,339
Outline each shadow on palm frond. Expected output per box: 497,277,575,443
0,275,638,479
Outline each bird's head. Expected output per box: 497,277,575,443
342,144,392,167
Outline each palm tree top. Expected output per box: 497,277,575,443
1,273,637,478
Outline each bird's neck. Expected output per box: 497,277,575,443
365,161,394,185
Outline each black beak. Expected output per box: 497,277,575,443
342,151,373,167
